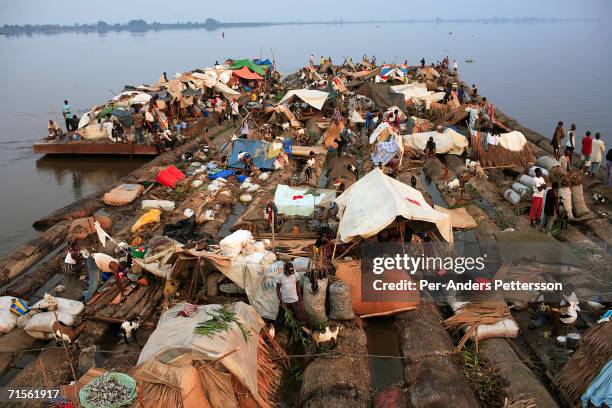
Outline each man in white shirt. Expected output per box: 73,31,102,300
529,168,547,227
309,54,315,67
275,262,306,330
589,132,606,177
83,253,128,301
230,99,240,125
452,60,458,73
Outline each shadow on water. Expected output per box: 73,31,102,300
365,318,404,392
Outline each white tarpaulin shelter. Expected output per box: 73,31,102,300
391,83,428,98
369,122,398,144
349,110,365,124
138,301,264,399
496,130,529,151
278,89,329,110
274,185,336,217
390,83,444,109
334,168,453,243
403,128,469,155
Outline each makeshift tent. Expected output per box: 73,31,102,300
334,168,453,243
391,83,444,109
137,302,267,404
229,59,266,76
278,89,329,110
228,139,277,171
471,130,535,167
433,205,477,229
356,82,408,113
232,66,263,81
274,185,336,217
403,128,469,155
263,105,301,128
368,122,398,144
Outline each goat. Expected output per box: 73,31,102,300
446,178,461,191
593,193,606,203
301,325,340,346
465,159,480,172
474,164,488,180
120,316,141,344
52,321,86,349
410,175,417,188
346,163,358,178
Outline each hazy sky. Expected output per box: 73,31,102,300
1,0,610,25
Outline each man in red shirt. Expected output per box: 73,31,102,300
580,131,593,171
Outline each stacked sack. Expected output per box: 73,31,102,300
0,296,29,333
23,294,84,340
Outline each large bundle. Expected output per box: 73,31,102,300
335,260,418,317
570,184,590,218
137,302,280,408
103,183,145,206
555,321,612,408
471,131,535,167
68,215,112,241
299,325,371,408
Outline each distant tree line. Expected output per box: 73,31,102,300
0,18,273,36
0,17,595,36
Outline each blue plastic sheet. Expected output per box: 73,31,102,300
208,169,235,180
228,139,277,171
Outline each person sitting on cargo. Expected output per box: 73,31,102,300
424,136,436,158
274,262,307,331
237,151,255,175
47,120,63,141
82,253,128,301
69,114,79,132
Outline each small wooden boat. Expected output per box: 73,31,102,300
33,140,159,155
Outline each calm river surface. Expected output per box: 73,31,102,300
0,21,610,255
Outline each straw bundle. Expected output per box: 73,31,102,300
442,302,514,351
471,133,535,167
554,321,612,408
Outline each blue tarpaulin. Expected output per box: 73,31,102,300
228,139,277,171
255,59,272,66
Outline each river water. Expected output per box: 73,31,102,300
0,21,610,256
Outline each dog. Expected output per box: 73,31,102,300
446,178,460,191
120,316,141,344
502,168,521,180
347,163,358,178
302,325,340,346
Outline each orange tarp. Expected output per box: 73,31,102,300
232,66,263,80
335,260,419,317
